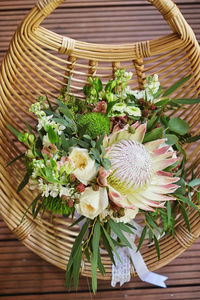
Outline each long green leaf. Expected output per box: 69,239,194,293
73,246,82,290
146,215,161,233
101,225,121,263
153,235,160,260
57,99,73,119
66,219,89,290
101,228,115,265
163,75,190,97
6,123,20,138
108,219,132,249
167,201,172,227
176,194,199,211
117,222,135,234
91,219,101,294
17,172,30,193
172,98,200,105
97,250,106,276
137,226,147,251
69,215,86,228
6,153,25,167
180,206,191,231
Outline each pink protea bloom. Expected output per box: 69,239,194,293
102,123,179,211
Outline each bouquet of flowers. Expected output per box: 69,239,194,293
8,70,200,293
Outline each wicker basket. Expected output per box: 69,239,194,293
0,0,200,281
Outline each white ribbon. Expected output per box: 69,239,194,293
111,221,168,288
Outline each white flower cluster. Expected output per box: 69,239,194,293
125,86,145,100
125,74,160,103
32,159,45,178
30,102,66,135
145,74,160,102
38,178,79,199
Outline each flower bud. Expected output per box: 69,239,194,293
69,173,77,183
68,198,74,208
76,183,85,193
92,184,100,191
28,134,35,144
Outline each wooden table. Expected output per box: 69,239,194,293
1,1,200,299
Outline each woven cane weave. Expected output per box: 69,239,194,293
0,0,200,280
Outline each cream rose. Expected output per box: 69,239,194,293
75,187,108,219
69,147,97,185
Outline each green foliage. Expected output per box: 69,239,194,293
42,196,74,216
78,112,110,139
143,127,163,143
162,75,190,97
168,118,190,136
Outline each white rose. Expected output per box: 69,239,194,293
69,147,97,185
76,187,108,219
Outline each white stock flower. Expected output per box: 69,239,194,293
42,134,51,146
69,147,97,185
76,187,108,219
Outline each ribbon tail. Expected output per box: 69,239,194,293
128,244,168,288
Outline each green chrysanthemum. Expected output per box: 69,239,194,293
78,112,110,139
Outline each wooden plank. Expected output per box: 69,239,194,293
0,4,200,56
1,286,200,300
0,235,200,294
0,0,200,10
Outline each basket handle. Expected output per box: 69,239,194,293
35,0,191,40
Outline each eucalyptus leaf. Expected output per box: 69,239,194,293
165,134,179,145
188,178,200,187
143,128,163,143
168,118,190,136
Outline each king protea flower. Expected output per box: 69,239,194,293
98,122,179,211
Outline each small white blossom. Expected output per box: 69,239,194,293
112,103,126,112
124,106,141,116
42,134,51,146
126,88,145,99
124,72,133,81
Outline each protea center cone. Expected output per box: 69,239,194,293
101,122,180,211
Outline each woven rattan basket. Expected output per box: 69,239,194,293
1,0,200,281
